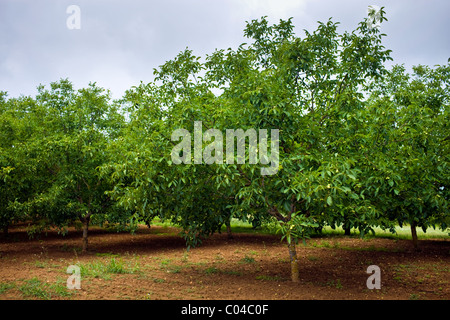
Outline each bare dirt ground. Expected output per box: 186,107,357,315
0,224,448,300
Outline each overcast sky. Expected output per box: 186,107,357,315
1,0,449,99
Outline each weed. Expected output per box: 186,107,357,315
214,253,224,262
78,261,110,279
326,279,343,289
95,252,119,258
0,282,15,294
181,251,189,263
159,258,172,266
77,257,138,280
222,270,242,276
19,278,51,300
307,255,319,261
409,293,421,300
34,260,48,268
158,258,182,273
205,267,219,274
106,257,127,274
167,265,182,273
320,241,332,248
240,255,255,264
18,277,72,300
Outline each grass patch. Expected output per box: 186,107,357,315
409,293,422,300
239,255,256,264
222,270,242,276
221,219,275,235
159,258,172,266
18,277,72,300
95,252,120,258
317,225,449,240
309,240,340,249
255,275,284,281
77,257,139,280
326,279,343,289
166,265,182,273
149,217,176,228
34,260,48,268
204,266,219,274
0,282,15,294
158,258,182,273
148,217,449,242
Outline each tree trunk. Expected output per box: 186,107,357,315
3,225,8,237
288,242,300,282
225,219,233,239
82,216,90,253
410,221,418,250
344,226,351,236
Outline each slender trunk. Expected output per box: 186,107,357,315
287,200,300,282
3,225,8,237
82,216,90,253
288,242,300,283
410,221,418,250
344,226,351,236
225,219,233,239
268,202,300,283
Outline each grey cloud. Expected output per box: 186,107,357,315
0,0,448,99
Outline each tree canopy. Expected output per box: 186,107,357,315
1,8,448,281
